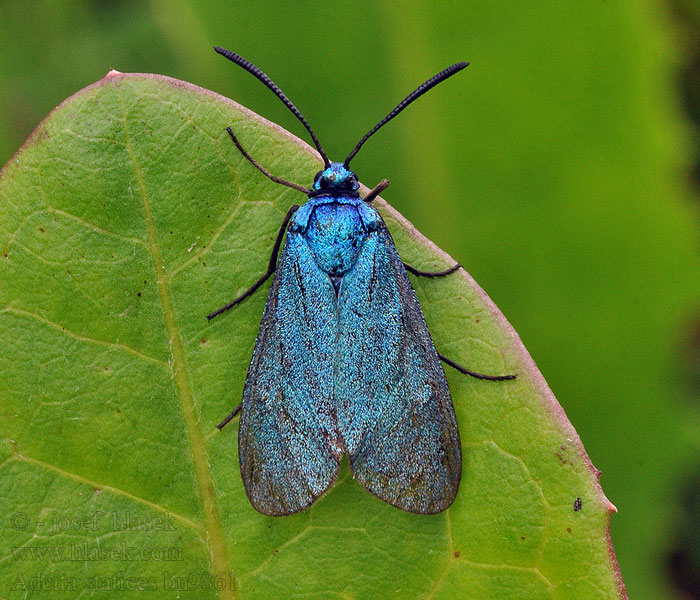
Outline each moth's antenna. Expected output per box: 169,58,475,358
344,62,469,168
215,46,331,168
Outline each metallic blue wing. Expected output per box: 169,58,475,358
335,223,461,514
239,232,341,515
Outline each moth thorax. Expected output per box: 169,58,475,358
306,204,367,276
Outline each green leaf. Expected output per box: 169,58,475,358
0,72,626,599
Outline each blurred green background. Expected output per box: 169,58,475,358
2,2,700,598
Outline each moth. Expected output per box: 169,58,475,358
209,47,514,516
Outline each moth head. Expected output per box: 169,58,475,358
313,162,359,194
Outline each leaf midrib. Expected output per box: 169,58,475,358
117,86,235,600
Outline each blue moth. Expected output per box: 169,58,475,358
209,47,514,516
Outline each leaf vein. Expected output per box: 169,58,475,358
117,84,235,599
7,453,203,532
1,306,167,367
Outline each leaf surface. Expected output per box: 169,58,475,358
0,72,626,599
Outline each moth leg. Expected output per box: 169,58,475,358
206,204,300,320
438,353,516,381
217,403,242,430
226,127,312,195
404,262,461,278
363,179,390,203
